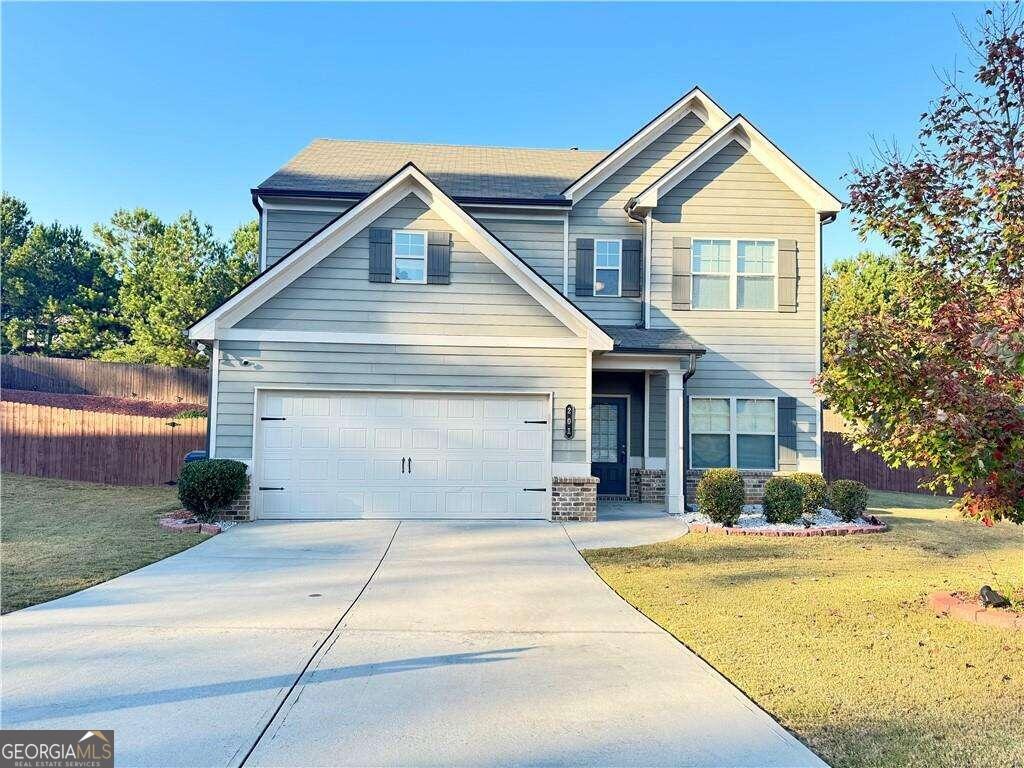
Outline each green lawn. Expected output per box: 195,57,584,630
585,491,1024,768
1,473,208,613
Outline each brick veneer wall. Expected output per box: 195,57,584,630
629,469,666,504
551,476,598,522
218,485,250,521
686,469,774,505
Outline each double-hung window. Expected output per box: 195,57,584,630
690,397,777,470
691,239,777,310
392,230,427,284
594,239,622,297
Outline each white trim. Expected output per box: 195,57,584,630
585,351,593,464
688,395,778,471
643,214,652,328
562,214,569,296
631,115,842,214
259,208,268,272
646,457,667,471
553,462,591,476
564,87,730,202
190,165,613,351
472,211,566,222
666,370,685,515
208,340,219,458
815,212,824,468
643,370,651,465
690,237,778,312
593,238,623,298
216,327,591,349
259,199,352,213
250,386,555,521
391,229,428,284
593,353,688,371
591,393,630,497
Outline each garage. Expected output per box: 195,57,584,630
253,390,552,520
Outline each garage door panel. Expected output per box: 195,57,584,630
255,391,550,520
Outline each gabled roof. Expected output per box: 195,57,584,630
561,87,731,202
629,114,842,215
603,326,706,355
256,140,605,204
191,163,614,350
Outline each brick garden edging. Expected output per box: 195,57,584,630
687,522,888,537
929,592,1024,631
158,509,225,536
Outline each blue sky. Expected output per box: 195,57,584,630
3,2,979,265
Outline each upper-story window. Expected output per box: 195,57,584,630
594,239,622,297
392,230,427,283
692,239,777,310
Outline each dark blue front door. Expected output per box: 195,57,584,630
592,397,627,495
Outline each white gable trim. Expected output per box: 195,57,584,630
190,164,613,350
631,115,842,214
562,87,731,203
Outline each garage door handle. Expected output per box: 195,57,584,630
524,420,548,424
260,417,286,421
523,487,548,492
259,486,284,491
401,457,406,474
407,457,412,473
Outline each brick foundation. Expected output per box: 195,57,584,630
628,468,666,504
551,476,598,522
686,469,774,505
218,486,251,522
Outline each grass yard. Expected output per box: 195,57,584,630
585,491,1024,768
1,473,207,613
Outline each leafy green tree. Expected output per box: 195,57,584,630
815,6,1024,524
1,196,122,356
96,210,258,367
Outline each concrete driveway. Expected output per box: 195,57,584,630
1,520,825,768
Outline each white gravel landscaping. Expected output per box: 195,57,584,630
682,504,876,530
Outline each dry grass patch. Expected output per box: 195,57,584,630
584,491,1024,768
1,473,207,613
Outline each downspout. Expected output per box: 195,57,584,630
625,198,651,329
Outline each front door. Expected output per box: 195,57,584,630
591,396,627,495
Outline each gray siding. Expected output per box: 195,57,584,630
240,195,573,338
568,115,714,325
482,217,564,289
215,341,588,465
649,140,819,464
648,372,666,459
265,208,347,269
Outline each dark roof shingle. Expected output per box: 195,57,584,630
257,139,607,202
603,326,706,354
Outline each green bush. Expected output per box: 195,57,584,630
829,479,869,521
696,469,745,526
178,459,247,522
173,408,207,419
762,477,805,524
791,472,828,516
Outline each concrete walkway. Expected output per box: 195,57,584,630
2,518,825,768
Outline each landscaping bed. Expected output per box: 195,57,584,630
584,491,1024,768
0,473,210,613
1,389,206,418
683,505,887,536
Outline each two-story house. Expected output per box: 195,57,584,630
190,87,841,521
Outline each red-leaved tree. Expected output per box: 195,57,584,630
816,4,1024,524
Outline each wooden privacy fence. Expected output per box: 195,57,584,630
1,402,206,485
1,356,209,404
823,431,937,494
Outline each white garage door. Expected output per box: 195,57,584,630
254,390,552,520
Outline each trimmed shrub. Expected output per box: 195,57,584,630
178,459,247,522
762,477,805,524
829,479,869,521
696,469,745,526
791,472,828,516
174,408,208,419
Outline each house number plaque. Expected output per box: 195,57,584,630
564,404,575,439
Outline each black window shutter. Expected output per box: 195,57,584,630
575,238,594,296
777,396,798,470
621,239,642,297
672,237,692,310
369,228,392,283
427,231,451,285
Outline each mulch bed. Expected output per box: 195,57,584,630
2,389,205,419
688,521,887,537
159,509,225,535
930,592,1023,631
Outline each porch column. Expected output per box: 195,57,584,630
666,369,685,515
